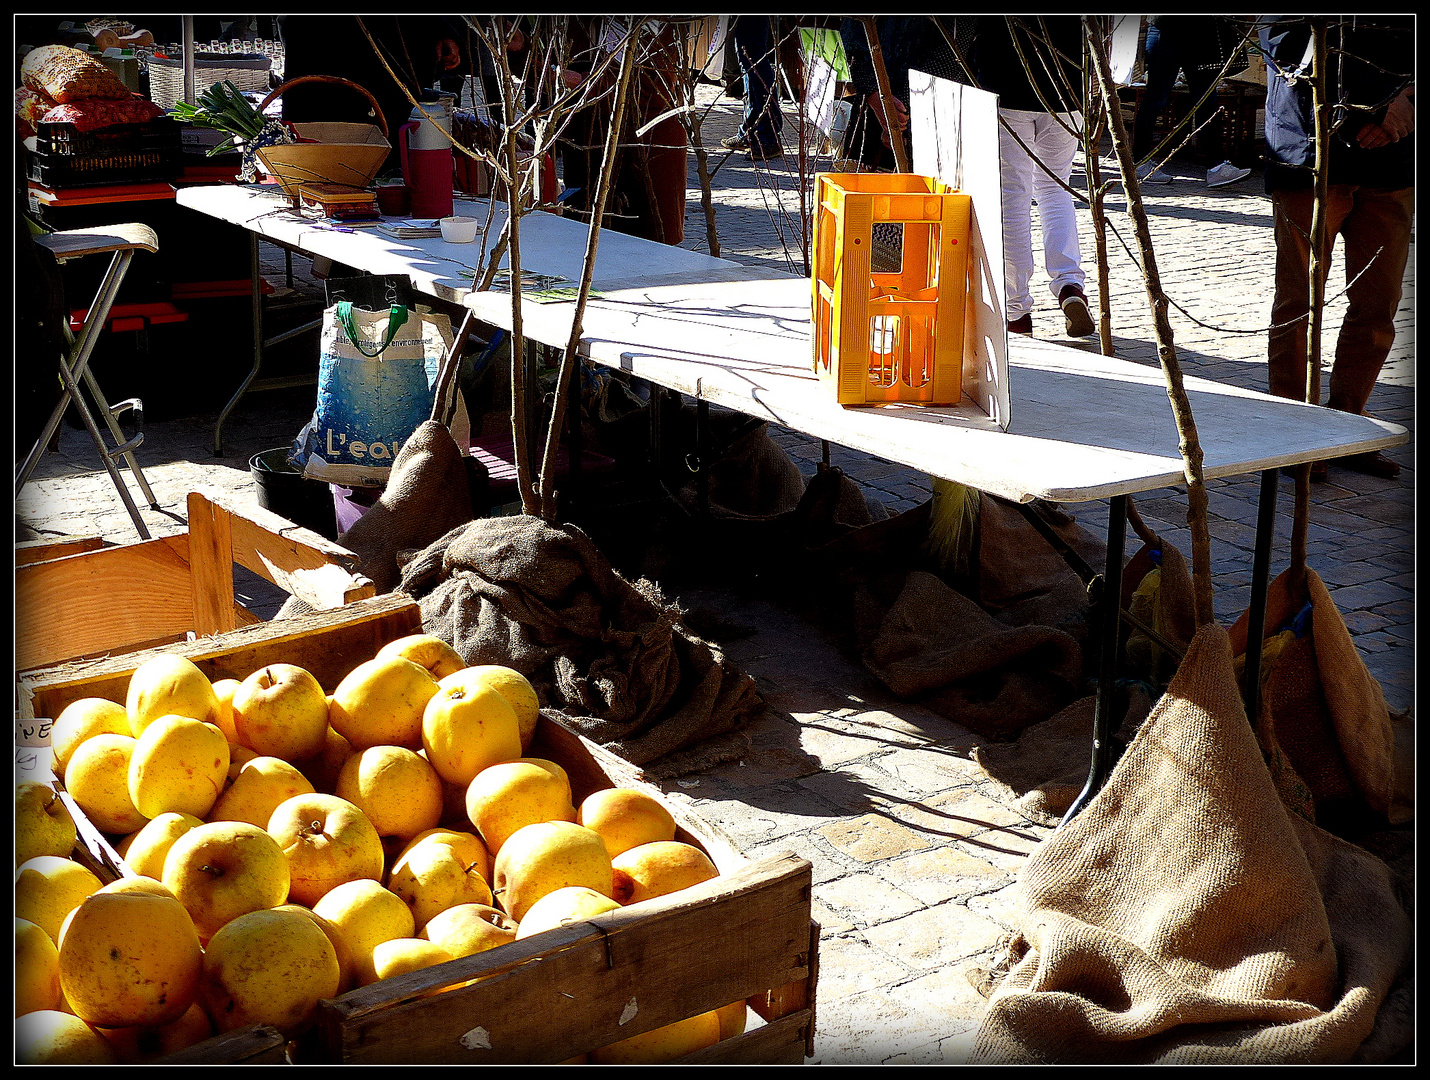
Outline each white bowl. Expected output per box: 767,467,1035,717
440,215,479,244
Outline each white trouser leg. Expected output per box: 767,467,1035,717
1031,110,1086,301
998,109,1038,320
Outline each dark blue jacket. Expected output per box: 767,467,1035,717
1260,16,1415,191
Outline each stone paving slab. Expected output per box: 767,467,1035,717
14,77,1412,1065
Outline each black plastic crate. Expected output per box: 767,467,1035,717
33,117,181,157
28,147,182,188
28,118,182,188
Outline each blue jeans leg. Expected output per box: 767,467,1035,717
734,16,782,150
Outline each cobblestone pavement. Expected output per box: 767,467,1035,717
15,81,1413,1065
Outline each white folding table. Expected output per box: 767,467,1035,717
176,183,1408,819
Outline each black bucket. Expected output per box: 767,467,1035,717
250,448,339,540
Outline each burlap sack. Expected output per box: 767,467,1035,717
862,570,1083,739
1122,540,1197,686
976,496,1105,638
971,689,1154,826
971,624,1411,1064
337,420,476,594
397,514,762,776
1229,567,1398,826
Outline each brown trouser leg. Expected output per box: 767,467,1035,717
1267,184,1413,414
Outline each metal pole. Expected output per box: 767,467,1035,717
1242,469,1280,721
182,16,196,106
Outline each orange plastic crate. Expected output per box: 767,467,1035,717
812,173,971,406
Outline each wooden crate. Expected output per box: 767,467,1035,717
20,594,817,1065
15,487,374,688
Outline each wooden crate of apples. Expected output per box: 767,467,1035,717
15,599,816,1065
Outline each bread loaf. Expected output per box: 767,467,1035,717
21,44,132,104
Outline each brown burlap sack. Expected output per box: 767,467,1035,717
1229,567,1398,826
971,689,1154,826
971,624,1411,1064
397,514,762,776
862,570,1083,739
976,496,1105,637
337,420,476,594
1122,540,1197,686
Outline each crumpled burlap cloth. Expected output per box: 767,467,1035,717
971,623,1412,1064
395,513,763,778
337,420,476,594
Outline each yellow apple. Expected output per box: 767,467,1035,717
335,744,444,841
311,877,415,989
209,678,242,744
274,903,355,994
611,841,719,906
388,832,494,930
15,1009,117,1064
208,756,315,828
58,888,203,1029
393,828,490,883
513,757,573,802
421,668,523,786
515,885,622,940
48,697,129,780
266,792,385,907
97,1000,213,1064
577,787,678,861
716,999,748,1040
420,902,518,959
97,876,178,899
15,855,102,944
491,820,613,923
465,665,542,751
119,812,203,880
589,1009,723,1064
328,655,439,751
230,663,329,762
161,821,290,943
125,653,221,736
200,906,341,1035
465,760,576,858
17,916,63,1016
296,724,353,794
64,732,149,835
128,715,230,820
377,634,467,680
370,937,454,983
225,742,261,784
16,780,78,865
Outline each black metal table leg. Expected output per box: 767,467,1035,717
1060,493,1129,826
1241,469,1280,722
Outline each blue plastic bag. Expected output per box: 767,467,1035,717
289,301,452,488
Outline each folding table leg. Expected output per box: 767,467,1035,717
1059,493,1128,826
1240,470,1280,721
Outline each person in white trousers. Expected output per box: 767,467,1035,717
998,108,1093,336
975,16,1094,338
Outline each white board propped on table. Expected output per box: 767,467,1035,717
909,71,1010,430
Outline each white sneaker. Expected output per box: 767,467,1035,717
1207,161,1251,187
1137,162,1173,184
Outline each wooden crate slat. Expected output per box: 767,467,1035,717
17,593,423,720
676,1009,813,1065
15,534,104,565
15,534,194,672
156,1024,289,1064
310,852,812,1064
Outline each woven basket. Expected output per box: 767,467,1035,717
147,51,272,112
254,76,390,196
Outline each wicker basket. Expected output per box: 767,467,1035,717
147,51,272,111
253,76,390,196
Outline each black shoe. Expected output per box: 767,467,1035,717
1059,284,1095,337
746,143,783,161
1338,450,1401,479
1007,313,1033,335
721,132,750,151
